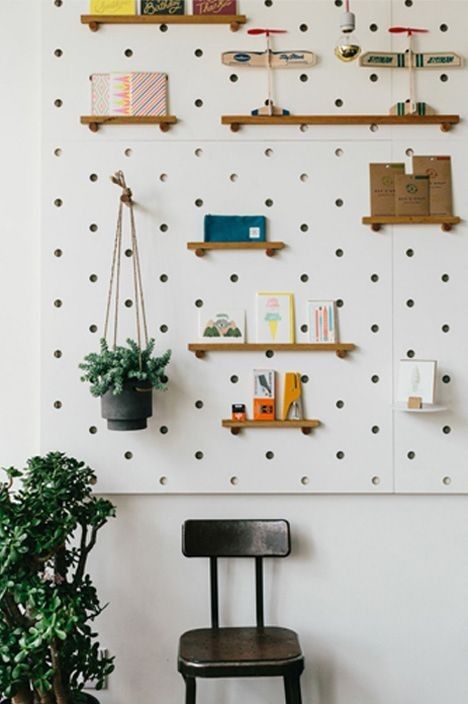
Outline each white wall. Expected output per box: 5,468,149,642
3,2,468,703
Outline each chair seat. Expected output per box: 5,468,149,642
179,626,303,676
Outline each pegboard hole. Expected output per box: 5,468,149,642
195,451,204,460
371,426,380,434
53,350,62,358
299,74,308,83
53,401,62,409
230,476,239,486
230,375,239,384
441,273,449,283
160,274,168,283
301,476,310,486
125,299,133,308
334,0,343,6
195,199,204,207
336,299,344,308
124,148,133,157
404,0,413,6
335,98,343,107
89,274,98,283
443,476,452,486
195,48,203,57
300,324,308,334
369,74,379,82
195,400,204,409
300,223,309,233
300,23,308,32
371,375,380,384
89,426,97,435
230,274,239,283
336,451,345,460
54,0,63,6
442,324,450,333
336,400,345,409
266,451,275,460
370,23,378,32
195,148,203,157
159,23,168,32
265,350,275,359
159,476,168,486
89,324,98,333
125,249,133,257
335,199,344,207
90,223,98,233
160,324,168,333
54,199,63,208
407,349,415,358
301,375,309,384
54,249,63,258
300,124,309,133
230,74,239,83
54,148,62,157
265,199,274,207
160,223,168,232
335,248,344,258
160,426,168,435
442,426,451,435
124,451,133,460
406,148,414,157
406,248,414,257
229,173,238,182
265,148,274,157
300,274,309,283
124,49,133,58
54,48,63,58
407,451,415,460
54,99,63,108
372,476,381,486
195,299,204,308
89,173,98,182
300,173,308,182
370,123,379,133
159,173,168,182
406,299,414,308
440,74,449,82
54,299,62,308
335,148,344,157
195,99,204,108
440,23,448,32
442,375,451,384
371,273,379,283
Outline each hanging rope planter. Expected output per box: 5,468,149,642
80,172,171,432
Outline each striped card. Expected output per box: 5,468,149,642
307,301,337,344
131,72,168,116
91,73,168,117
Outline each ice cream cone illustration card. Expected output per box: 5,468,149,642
199,309,245,343
256,292,295,344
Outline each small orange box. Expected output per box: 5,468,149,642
253,399,275,421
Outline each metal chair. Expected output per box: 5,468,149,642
178,519,304,704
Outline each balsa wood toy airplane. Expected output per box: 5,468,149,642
360,27,463,116
222,28,317,116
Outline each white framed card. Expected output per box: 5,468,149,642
198,309,245,343
256,292,295,344
396,359,437,404
307,300,337,343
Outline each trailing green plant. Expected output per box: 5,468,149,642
79,338,171,397
0,453,116,704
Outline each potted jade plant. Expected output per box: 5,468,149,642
80,337,171,431
0,452,115,704
80,171,171,432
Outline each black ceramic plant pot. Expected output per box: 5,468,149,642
1,696,99,704
101,378,153,431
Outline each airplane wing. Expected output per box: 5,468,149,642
222,50,317,68
361,50,463,69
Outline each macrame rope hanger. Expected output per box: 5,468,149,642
104,171,149,371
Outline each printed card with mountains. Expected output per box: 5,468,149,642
199,309,245,343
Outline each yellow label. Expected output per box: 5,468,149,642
90,0,136,14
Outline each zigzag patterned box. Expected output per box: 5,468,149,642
91,72,168,117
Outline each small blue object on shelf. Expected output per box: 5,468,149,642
204,215,266,243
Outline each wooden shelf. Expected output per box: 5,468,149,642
221,114,460,132
81,14,247,32
188,343,355,359
362,215,461,232
81,115,177,132
222,419,321,435
187,241,285,257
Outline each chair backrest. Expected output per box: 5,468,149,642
182,520,291,628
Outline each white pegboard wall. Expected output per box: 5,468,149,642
42,0,468,494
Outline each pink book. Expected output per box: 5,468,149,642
193,0,237,14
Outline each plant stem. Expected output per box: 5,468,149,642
51,640,71,704
11,681,34,704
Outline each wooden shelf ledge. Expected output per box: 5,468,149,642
187,242,285,257
81,115,177,132
81,14,247,32
222,419,321,435
221,114,460,132
363,215,461,232
189,343,355,359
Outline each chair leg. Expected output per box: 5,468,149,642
283,676,293,704
184,676,196,704
284,675,302,704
